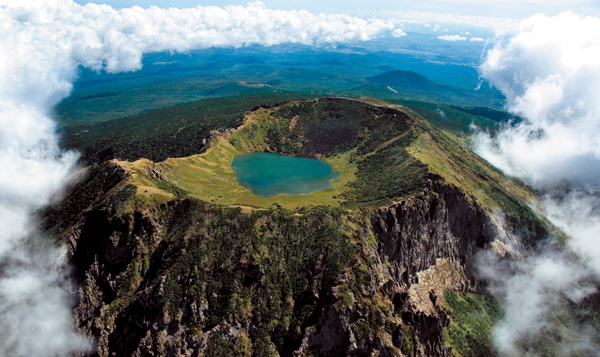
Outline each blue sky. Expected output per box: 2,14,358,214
74,0,600,19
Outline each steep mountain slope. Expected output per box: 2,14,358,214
42,98,552,357
362,71,490,108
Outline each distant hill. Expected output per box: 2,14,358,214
283,67,337,80
451,105,523,124
198,60,232,71
319,58,347,66
367,70,443,92
233,56,264,65
233,64,276,76
374,64,395,72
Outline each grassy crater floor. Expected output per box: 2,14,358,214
118,106,359,210
118,97,415,209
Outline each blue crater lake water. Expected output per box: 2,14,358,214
231,152,341,197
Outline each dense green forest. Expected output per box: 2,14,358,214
59,93,309,165
58,92,511,166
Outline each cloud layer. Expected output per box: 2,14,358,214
475,12,600,186
437,34,467,41
0,1,395,355
474,12,600,354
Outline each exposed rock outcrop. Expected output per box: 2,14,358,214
47,163,516,357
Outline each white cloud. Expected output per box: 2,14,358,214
0,247,90,357
470,37,485,41
473,12,600,354
437,34,466,41
476,245,598,355
475,12,600,186
391,28,406,37
0,1,395,355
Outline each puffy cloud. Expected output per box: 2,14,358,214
1,0,395,74
473,12,600,354
437,34,466,41
470,37,485,41
391,28,406,37
476,244,598,355
0,1,394,355
476,12,600,186
0,247,90,357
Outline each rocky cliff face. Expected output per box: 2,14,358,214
42,162,517,357
296,173,501,357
